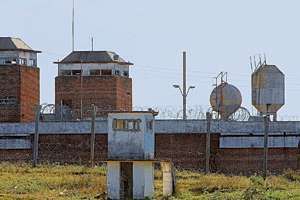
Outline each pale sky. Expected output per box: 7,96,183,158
1,0,300,119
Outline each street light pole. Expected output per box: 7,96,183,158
183,51,187,120
173,51,195,120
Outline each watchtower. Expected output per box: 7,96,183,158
55,51,133,120
0,37,40,122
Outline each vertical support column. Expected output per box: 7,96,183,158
206,112,212,173
263,115,269,179
107,161,121,200
90,104,96,167
161,161,176,197
32,105,41,167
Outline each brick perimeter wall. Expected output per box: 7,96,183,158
1,133,299,174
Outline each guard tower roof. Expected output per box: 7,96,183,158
54,51,133,65
0,37,41,53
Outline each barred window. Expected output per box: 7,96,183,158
0,96,17,106
90,69,101,76
113,119,141,131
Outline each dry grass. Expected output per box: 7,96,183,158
0,163,300,199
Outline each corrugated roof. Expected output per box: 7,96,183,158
0,37,40,52
55,51,133,65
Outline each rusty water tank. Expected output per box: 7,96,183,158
210,82,242,120
251,64,285,114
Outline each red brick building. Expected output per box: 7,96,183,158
0,37,40,122
55,51,133,120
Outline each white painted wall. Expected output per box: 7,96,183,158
133,161,154,199
58,63,129,77
161,162,174,197
107,161,120,200
108,113,155,160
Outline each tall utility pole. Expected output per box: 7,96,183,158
173,51,195,120
182,51,187,120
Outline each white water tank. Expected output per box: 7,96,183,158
210,82,242,120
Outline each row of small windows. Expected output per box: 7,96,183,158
0,57,37,66
113,119,141,131
112,119,153,131
60,69,129,77
0,96,17,106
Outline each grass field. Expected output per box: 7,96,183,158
0,163,300,199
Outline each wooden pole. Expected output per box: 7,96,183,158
205,112,212,173
90,104,96,167
263,115,269,179
32,105,41,167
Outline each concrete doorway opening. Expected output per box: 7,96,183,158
120,162,133,199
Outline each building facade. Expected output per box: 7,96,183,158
0,37,40,122
55,51,133,120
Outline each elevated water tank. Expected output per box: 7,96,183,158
251,64,285,115
210,82,242,120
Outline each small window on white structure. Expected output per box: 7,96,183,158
113,119,141,131
115,70,120,76
101,69,112,76
123,71,129,77
0,96,17,106
90,69,101,76
147,120,153,130
61,70,72,76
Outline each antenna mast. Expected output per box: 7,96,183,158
72,0,75,51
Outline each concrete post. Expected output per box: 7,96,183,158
90,104,96,167
32,105,41,167
263,115,269,179
161,161,176,197
206,112,212,173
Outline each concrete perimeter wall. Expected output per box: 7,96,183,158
0,120,300,175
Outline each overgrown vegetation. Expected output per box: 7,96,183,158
0,163,300,199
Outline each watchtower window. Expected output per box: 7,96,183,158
28,59,37,66
123,71,129,77
115,70,120,76
61,70,72,76
90,69,101,76
19,58,27,65
0,96,17,106
113,119,141,131
101,69,112,76
72,70,82,76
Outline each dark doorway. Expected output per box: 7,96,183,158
120,162,133,199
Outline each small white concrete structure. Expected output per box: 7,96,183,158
107,111,156,200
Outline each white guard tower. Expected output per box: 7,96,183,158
107,111,157,200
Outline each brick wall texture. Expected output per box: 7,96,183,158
55,76,132,119
1,133,299,175
0,65,39,122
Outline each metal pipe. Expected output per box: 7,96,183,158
183,51,187,120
